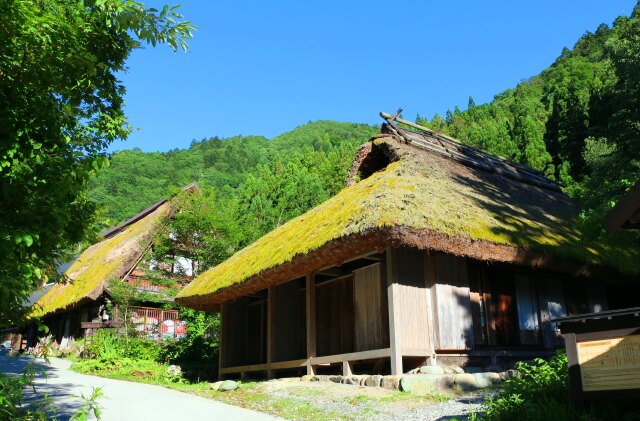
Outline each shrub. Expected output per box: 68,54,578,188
84,329,161,363
483,353,570,420
85,329,122,361
123,338,161,361
479,352,640,421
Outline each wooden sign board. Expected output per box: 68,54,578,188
577,334,640,392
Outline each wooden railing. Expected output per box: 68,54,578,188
130,306,186,341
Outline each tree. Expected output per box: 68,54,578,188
0,0,194,323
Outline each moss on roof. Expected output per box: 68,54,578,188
30,203,171,318
178,137,640,302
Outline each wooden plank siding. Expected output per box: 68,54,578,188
386,246,431,373
353,263,389,351
428,252,474,350
316,274,354,356
273,278,306,362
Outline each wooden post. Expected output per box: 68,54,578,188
342,361,353,376
386,245,403,375
565,333,584,411
267,286,275,379
219,302,227,380
158,309,164,342
306,273,316,376
424,252,437,365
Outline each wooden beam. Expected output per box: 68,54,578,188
306,273,316,376
219,302,228,380
402,348,431,357
424,252,437,365
267,286,275,379
270,359,307,370
386,246,403,375
315,249,384,273
310,348,390,365
220,363,268,375
317,267,343,277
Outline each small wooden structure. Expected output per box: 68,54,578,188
177,116,640,379
553,308,640,409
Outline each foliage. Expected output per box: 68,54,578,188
478,352,640,421
481,353,572,420
419,2,640,241
152,191,243,275
88,121,376,233
0,0,193,324
84,329,161,362
161,307,219,367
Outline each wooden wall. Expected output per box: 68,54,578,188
273,278,306,362
225,296,267,366
388,247,431,353
353,263,389,351
427,252,473,350
316,276,354,356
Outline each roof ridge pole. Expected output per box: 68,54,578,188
386,244,403,376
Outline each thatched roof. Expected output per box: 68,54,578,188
31,183,200,318
176,126,640,309
30,202,172,318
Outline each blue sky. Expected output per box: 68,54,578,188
113,0,638,152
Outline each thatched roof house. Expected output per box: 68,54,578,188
31,183,200,344
177,119,639,379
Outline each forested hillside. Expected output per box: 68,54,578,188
90,3,639,271
89,121,377,229
417,4,640,223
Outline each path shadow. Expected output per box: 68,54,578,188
0,354,89,420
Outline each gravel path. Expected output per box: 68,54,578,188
0,354,277,421
395,392,487,420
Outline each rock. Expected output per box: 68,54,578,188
473,373,494,388
484,364,504,373
311,375,330,382
401,374,454,394
364,375,382,387
487,372,502,384
344,375,366,385
218,380,238,391
329,375,343,383
419,365,445,375
300,375,314,382
442,366,456,375
500,369,520,380
167,365,182,376
454,373,479,391
463,366,483,374
381,375,402,390
210,381,224,391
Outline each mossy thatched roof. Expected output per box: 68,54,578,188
177,132,640,308
30,202,172,318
